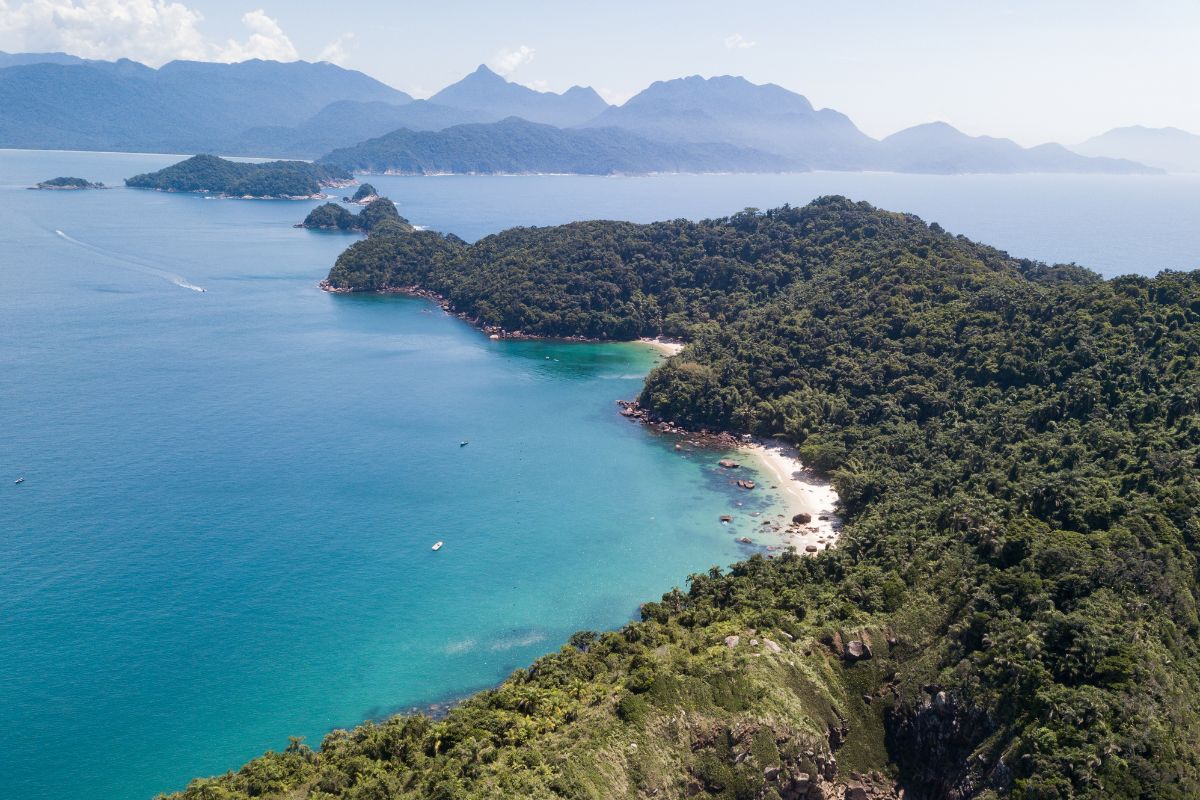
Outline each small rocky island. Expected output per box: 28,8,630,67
125,154,352,199
343,183,380,204
296,197,412,234
30,176,106,190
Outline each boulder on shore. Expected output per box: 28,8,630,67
792,512,812,525
718,459,740,469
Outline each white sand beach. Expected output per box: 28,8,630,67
741,438,842,554
637,337,685,356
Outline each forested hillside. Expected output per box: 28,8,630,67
168,198,1200,799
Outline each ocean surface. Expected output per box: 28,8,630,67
2,150,1198,800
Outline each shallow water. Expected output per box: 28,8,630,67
1,150,1197,799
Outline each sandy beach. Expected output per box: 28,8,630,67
637,337,685,356
740,438,842,554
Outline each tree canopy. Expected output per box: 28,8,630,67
126,154,350,198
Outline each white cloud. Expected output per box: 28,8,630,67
724,33,757,49
0,1,302,65
0,0,210,63
489,44,533,76
317,31,353,65
217,9,296,62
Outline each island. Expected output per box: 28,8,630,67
29,176,105,190
124,154,352,199
343,182,380,204
296,197,411,234
168,198,1200,799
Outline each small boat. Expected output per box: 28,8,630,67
14,477,24,485
432,541,444,551
459,441,469,447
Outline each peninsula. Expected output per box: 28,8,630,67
167,197,1200,799
125,154,352,199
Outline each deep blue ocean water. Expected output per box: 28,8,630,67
2,150,1198,800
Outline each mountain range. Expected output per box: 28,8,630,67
0,54,409,153
318,117,790,175
1072,125,1200,173
0,51,1166,175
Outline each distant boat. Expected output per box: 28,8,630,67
432,541,444,551
459,440,469,447
14,477,25,484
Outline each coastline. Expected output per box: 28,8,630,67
322,282,694,351
616,400,842,556
636,337,685,356
322,282,838,554
740,439,841,553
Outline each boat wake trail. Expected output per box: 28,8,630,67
54,229,206,292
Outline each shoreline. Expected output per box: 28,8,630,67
636,337,685,356
616,401,842,556
322,282,694,353
323,283,838,553
740,439,842,553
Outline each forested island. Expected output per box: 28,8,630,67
296,197,412,234
125,154,352,199
344,183,380,204
168,198,1200,799
30,176,104,189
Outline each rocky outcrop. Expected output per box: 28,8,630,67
886,690,1005,799
684,719,903,800
845,640,873,661
615,400,747,449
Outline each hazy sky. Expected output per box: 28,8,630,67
1,0,1198,145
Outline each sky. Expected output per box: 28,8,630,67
1,0,1198,145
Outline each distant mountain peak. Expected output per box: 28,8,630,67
429,65,610,127
1073,124,1200,172
467,63,505,81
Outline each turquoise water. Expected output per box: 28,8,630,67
2,150,1199,800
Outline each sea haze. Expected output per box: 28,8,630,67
1,149,1197,800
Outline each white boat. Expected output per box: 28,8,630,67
14,477,24,485
432,541,444,551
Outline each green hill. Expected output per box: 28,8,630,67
126,155,351,199
168,198,1200,799
297,198,411,233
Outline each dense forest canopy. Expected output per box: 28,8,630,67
168,198,1200,799
125,154,351,198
